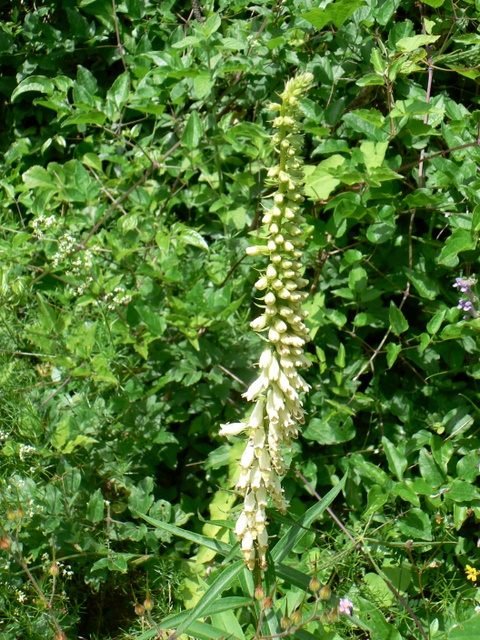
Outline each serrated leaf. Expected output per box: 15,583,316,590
389,301,408,335
182,111,203,150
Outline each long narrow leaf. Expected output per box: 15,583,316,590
135,620,236,640
171,560,245,639
134,510,233,556
271,475,346,563
276,563,311,590
134,596,251,640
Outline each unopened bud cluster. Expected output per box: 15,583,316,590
220,73,314,570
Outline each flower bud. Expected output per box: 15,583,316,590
291,610,302,625
250,315,267,331
309,576,321,592
0,537,11,550
49,562,59,576
143,596,153,611
319,585,331,600
328,609,339,623
134,603,145,615
254,584,265,600
280,615,291,630
255,277,268,291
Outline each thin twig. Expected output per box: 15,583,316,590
217,364,248,388
40,376,72,408
418,5,435,187
111,0,127,73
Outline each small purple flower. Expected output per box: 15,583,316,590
458,299,474,312
338,598,354,615
453,277,476,295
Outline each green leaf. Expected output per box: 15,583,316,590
173,561,244,639
360,140,388,170
182,111,203,150
12,76,55,102
194,74,214,100
87,489,105,523
419,448,445,487
198,13,222,37
398,508,432,540
107,72,130,110
271,475,346,563
135,512,234,557
396,35,440,52
405,268,439,300
382,437,407,480
348,266,368,292
302,0,366,31
179,228,209,251
385,343,402,368
62,111,107,126
448,480,480,502
366,220,396,244
303,414,355,444
356,73,385,87
172,36,201,49
427,310,445,334
449,616,480,639
304,155,345,200
437,228,476,267
125,0,145,19
389,301,408,335
22,166,56,190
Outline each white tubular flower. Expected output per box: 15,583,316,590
219,72,313,571
243,372,269,401
219,422,247,437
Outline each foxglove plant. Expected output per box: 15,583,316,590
220,73,313,570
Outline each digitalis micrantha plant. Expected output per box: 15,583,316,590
220,73,313,571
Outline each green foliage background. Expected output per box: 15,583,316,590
1,0,480,638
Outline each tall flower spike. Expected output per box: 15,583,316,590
221,73,314,571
